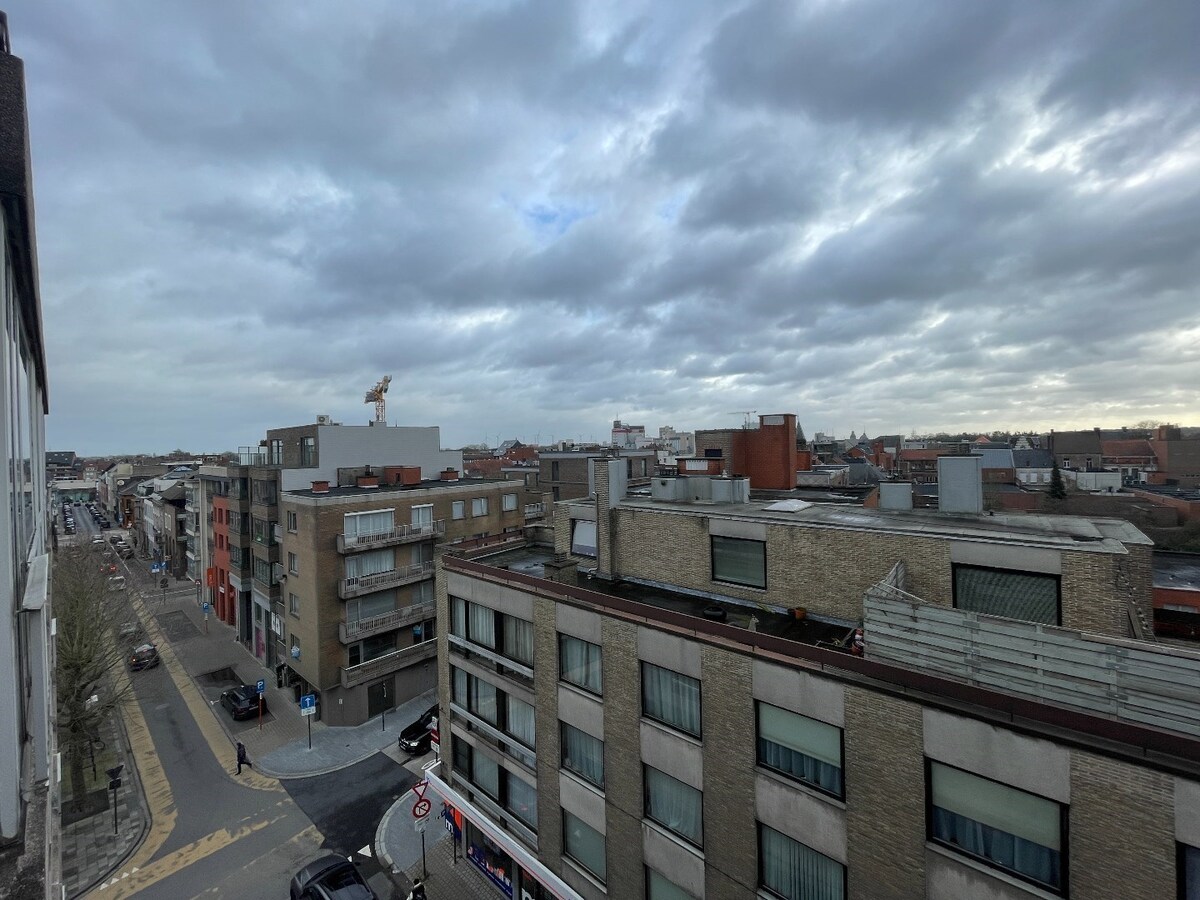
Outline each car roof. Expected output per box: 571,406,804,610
294,854,358,889
133,643,156,654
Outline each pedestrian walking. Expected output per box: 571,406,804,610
407,877,427,900
235,741,251,775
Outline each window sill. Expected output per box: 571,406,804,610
558,680,604,703
754,765,845,809
711,578,767,593
560,768,605,799
561,856,608,894
925,841,1064,899
640,715,703,747
642,817,705,860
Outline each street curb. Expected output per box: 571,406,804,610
257,741,399,780
375,790,415,896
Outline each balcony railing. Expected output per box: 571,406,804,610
523,503,544,519
338,520,446,554
339,561,435,599
340,640,438,689
339,600,436,644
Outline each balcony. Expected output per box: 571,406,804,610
337,520,446,554
340,640,437,689
339,561,435,599
523,503,544,520
339,600,436,644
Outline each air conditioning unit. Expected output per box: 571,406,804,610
316,415,332,425
272,563,286,582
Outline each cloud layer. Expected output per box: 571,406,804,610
15,0,1200,453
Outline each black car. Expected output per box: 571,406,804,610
129,644,160,671
397,703,438,754
289,854,377,900
220,684,267,720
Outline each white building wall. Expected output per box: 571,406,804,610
280,425,463,491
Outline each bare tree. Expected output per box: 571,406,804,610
54,546,132,812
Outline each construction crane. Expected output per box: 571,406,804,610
726,410,758,429
364,375,391,424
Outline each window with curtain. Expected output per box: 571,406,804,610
560,636,602,695
347,591,397,623
411,504,433,526
563,811,606,883
571,520,597,557
642,663,701,737
506,771,538,830
468,675,499,725
503,614,534,665
468,602,497,648
452,667,467,706
1182,844,1200,900
647,868,698,900
928,761,1064,892
344,547,394,579
471,750,500,800
644,766,703,847
561,723,604,789
759,822,845,900
953,565,1060,626
344,509,394,537
451,596,466,637
452,500,465,520
505,696,536,750
711,535,766,588
757,703,843,798
472,497,488,516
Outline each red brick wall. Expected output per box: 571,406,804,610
731,415,797,490
212,496,234,625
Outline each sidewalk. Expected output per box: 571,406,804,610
60,705,146,899
386,821,500,900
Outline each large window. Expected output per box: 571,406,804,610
502,492,518,512
451,597,534,668
571,520,597,557
559,635,602,695
646,868,698,900
1181,843,1200,900
563,811,606,883
644,766,703,847
451,666,535,755
344,509,394,538
711,535,766,589
451,739,538,833
452,500,465,520
345,547,394,580
756,703,843,798
506,770,537,830
472,497,489,516
642,663,701,737
759,822,845,900
561,723,604,789
928,760,1065,893
953,564,1060,626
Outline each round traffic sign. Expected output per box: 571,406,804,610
160,578,169,588
412,798,432,819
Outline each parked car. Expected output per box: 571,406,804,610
117,546,134,559
129,643,159,671
289,854,377,900
107,575,126,591
397,703,438,755
221,684,267,720
119,621,142,643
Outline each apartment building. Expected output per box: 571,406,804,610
539,448,656,502
423,462,1199,900
278,471,532,725
0,11,56,893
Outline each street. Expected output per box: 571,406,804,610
71,506,407,900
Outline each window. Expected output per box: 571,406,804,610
506,696,536,750
346,591,397,623
345,547,394,580
268,439,283,465
647,868,697,900
1181,843,1199,900
711,535,766,588
412,618,436,643
472,497,489,516
758,822,845,900
571,520,597,557
472,749,500,800
469,602,497,648
644,766,703,847
286,510,297,532
551,461,560,481
452,500,465,520
348,632,396,667
642,663,701,737
288,552,299,576
563,811,606,883
561,723,604,789
502,492,518,512
506,770,538,829
290,635,300,658
289,592,300,616
756,703,843,798
928,760,1065,893
953,564,1060,626
411,504,433,527
344,509,394,538
300,436,315,466
503,615,534,666
559,635,602,695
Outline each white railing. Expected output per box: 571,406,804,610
524,503,544,519
338,519,445,552
339,560,435,598
340,640,437,688
340,601,436,643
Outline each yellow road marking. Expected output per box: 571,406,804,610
185,823,323,897
91,812,290,898
127,586,281,793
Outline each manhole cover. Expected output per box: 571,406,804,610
155,610,201,642
199,666,240,685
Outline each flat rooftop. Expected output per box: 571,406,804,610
1154,552,1200,591
615,496,1152,553
285,477,510,498
472,544,855,649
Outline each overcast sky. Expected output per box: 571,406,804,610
14,0,1200,455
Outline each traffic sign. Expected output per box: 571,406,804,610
412,798,432,818
202,602,210,613
160,577,169,588
300,693,317,716
256,678,266,695
414,816,429,834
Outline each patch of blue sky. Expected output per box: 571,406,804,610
521,201,597,238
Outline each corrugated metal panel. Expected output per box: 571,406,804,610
864,593,1200,738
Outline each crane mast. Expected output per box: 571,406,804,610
364,375,392,424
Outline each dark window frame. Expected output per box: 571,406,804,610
951,563,1063,627
1178,841,1199,900
559,721,605,790
754,700,845,800
640,661,702,739
756,821,847,900
643,764,704,849
710,535,767,589
924,757,1069,896
558,634,603,697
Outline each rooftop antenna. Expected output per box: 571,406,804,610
363,375,391,424
726,410,757,429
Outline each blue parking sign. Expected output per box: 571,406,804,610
256,679,266,695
